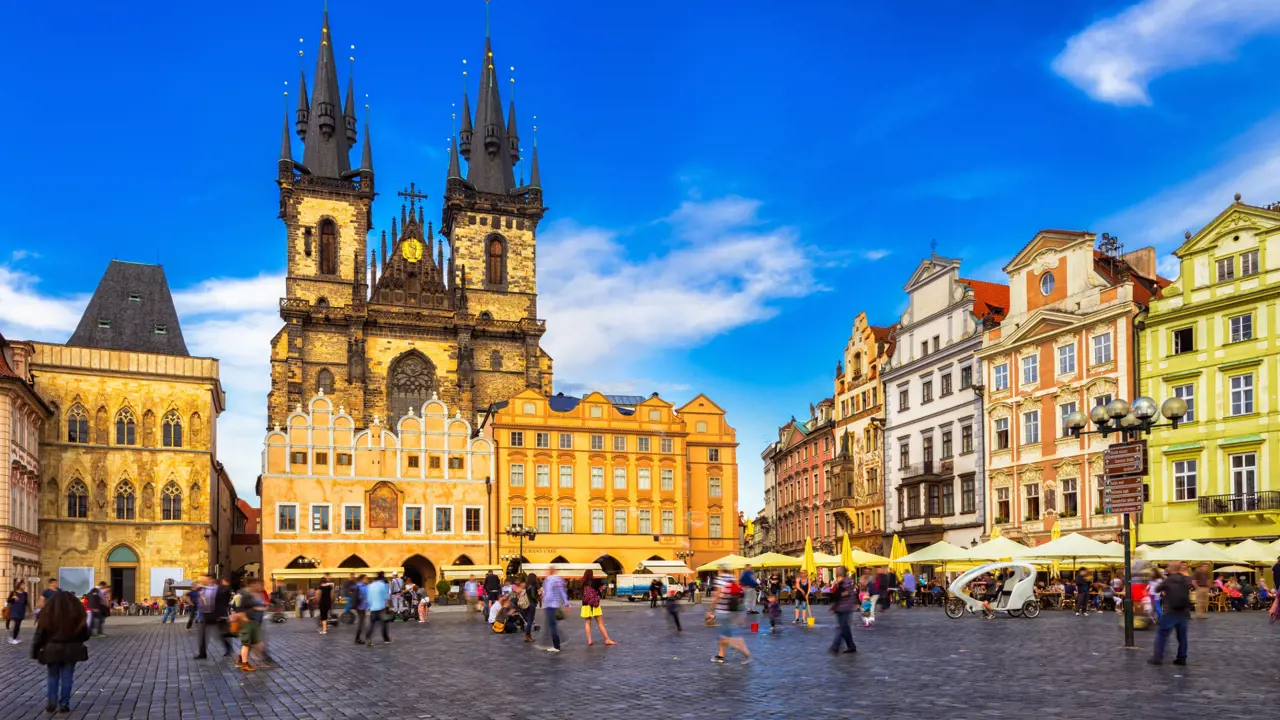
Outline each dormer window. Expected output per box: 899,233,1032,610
154,325,167,335
97,319,111,329
128,292,141,302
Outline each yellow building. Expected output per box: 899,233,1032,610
1141,198,1280,543
490,390,739,575
0,334,51,595
261,392,495,591
29,261,235,602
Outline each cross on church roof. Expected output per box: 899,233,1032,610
397,182,428,207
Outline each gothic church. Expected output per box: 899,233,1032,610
268,9,553,431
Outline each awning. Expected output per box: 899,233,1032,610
270,567,402,580
441,564,503,580
638,560,693,575
517,563,603,578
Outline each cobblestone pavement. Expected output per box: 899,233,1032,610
0,602,1275,720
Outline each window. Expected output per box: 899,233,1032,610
1092,333,1112,365
509,507,524,528
277,503,297,532
1058,344,1076,375
430,456,442,469
1230,453,1257,510
661,510,675,535
710,514,723,538
535,432,551,449
387,352,435,425
1172,328,1194,355
638,468,651,490
941,482,954,515
638,436,651,452
696,421,708,433
590,466,605,489
535,507,551,533
961,476,975,514
960,366,973,389
710,476,722,497
613,509,628,534
613,436,626,452
559,465,573,488
923,435,934,464
115,408,136,445
407,456,420,469
66,406,90,444
994,417,1009,450
434,506,453,533
447,456,463,470
1173,459,1198,501
638,509,651,535
906,487,920,518
927,484,940,515
161,410,183,448
97,319,110,329
405,506,423,533
487,236,505,284
1172,383,1194,422
1216,256,1234,282
559,507,574,533
66,480,88,518
559,433,573,449
660,468,674,491
312,504,331,532
319,219,337,275
1021,355,1039,384
613,467,627,490
343,505,363,532
995,488,1010,523
464,507,482,533
589,405,603,418
113,481,136,520
1061,478,1078,517
993,364,1009,391
1024,484,1040,520
1059,402,1077,438
922,380,933,403
509,464,525,486
940,373,952,396
1094,393,1114,409
336,453,352,466
708,448,721,462
1229,313,1253,342
941,430,953,459
290,451,306,464
1242,249,1260,277
160,482,182,520
961,424,973,454
535,465,551,487
316,368,334,395
899,388,910,410
898,440,910,469
591,509,605,534
510,431,524,447
1229,374,1254,415
590,435,604,451
1039,272,1055,295
523,402,536,415
491,351,503,371
1096,480,1106,515
660,438,673,453
1023,411,1039,444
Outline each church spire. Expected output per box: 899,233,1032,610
459,92,473,161
295,71,309,139
343,74,358,148
298,8,353,179
447,136,462,180
507,99,519,166
360,112,374,173
465,35,516,193
529,141,541,188
279,109,293,162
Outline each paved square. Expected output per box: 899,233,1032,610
0,603,1275,719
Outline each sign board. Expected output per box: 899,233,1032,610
1104,441,1147,478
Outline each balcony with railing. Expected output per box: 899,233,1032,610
899,460,952,483
1198,491,1280,520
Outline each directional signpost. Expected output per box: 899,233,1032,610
1103,441,1147,515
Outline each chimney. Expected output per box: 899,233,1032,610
1121,247,1157,279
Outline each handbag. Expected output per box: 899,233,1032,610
554,607,566,621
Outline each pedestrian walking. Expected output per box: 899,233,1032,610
351,575,370,644
483,570,501,618
317,574,335,634
39,578,59,613
1074,567,1091,616
901,570,917,609
1150,561,1191,666
161,592,177,624
193,573,227,659
740,564,761,614
875,567,894,616
541,566,569,652
389,573,405,615
708,564,750,664
7,580,28,643
792,570,811,625
649,577,662,609
521,573,538,642
580,570,616,646
364,571,392,646
233,578,269,672
417,585,431,622
184,583,200,630
828,567,857,654
31,590,91,713
463,576,480,619
664,590,682,631
88,583,109,637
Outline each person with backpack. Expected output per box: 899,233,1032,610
31,590,91,713
520,573,538,642
709,563,750,664
1150,561,1191,666
580,569,616,646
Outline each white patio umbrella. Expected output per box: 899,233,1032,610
1225,539,1279,566
965,536,1034,561
1144,539,1236,564
1021,532,1121,569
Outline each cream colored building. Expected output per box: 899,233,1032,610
0,335,50,595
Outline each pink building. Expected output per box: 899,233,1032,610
770,399,836,555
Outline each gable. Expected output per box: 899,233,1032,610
1176,203,1280,258
994,310,1078,348
1003,230,1092,274
677,393,725,415
903,256,960,292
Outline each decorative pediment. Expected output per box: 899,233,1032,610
1017,396,1039,413
1089,454,1104,476
1085,378,1118,401
996,310,1078,348
988,402,1013,420
1175,202,1280,259
903,255,961,292
990,470,1012,488
1003,229,1093,274
1054,333,1077,347
1054,458,1081,477
1019,465,1043,483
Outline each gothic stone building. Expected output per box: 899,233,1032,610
267,9,552,435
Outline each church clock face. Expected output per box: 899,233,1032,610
402,238,424,263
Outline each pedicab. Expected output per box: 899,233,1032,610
944,561,1040,619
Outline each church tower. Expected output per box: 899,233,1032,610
270,8,374,424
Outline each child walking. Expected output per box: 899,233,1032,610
860,592,875,627
663,591,682,631
765,594,782,632
31,591,91,713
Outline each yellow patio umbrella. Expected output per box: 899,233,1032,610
966,536,1032,561
813,551,843,567
989,525,1003,540
801,537,818,578
1225,539,1279,566
841,533,854,571
850,548,892,566
889,534,910,577
695,554,749,572
747,552,802,569
1145,539,1236,564
1049,520,1062,576
897,540,971,564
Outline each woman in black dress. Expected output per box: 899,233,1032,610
316,574,335,634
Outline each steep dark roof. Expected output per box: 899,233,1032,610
465,36,517,194
298,9,354,179
548,395,581,412
67,261,189,356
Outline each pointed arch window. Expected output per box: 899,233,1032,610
161,481,182,521
115,481,136,520
491,351,502,371
67,405,89,444
319,220,338,275
487,236,506,285
66,480,88,519
388,353,436,425
162,410,183,448
115,408,136,446
317,368,335,395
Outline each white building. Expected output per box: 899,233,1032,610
881,256,1008,551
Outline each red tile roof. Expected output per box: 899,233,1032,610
0,333,17,379
958,279,1010,322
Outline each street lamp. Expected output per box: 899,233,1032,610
504,524,537,574
1063,394,1187,649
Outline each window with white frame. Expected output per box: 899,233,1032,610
710,476,722,497
343,505,363,533
638,468,651,490
464,507,482,533
535,432,550,449
613,436,627,452
277,503,297,532
1229,313,1253,342
535,507,550,533
709,448,721,462
1173,459,1198,501
710,514,722,538
559,433,573,449
1023,411,1039,444
994,417,1009,450
1058,344,1076,375
613,509,627,534
1172,327,1194,355
1092,333,1112,365
1061,478,1078,517
995,488,1010,523
535,464,551,487
661,510,675,535
1059,402,1077,438
1021,355,1038,384
509,431,524,447
613,467,627,489
559,507,573,533
1230,453,1257,506
638,509,652,534
1242,249,1260,277
1173,383,1194,422
591,508,605,533
590,434,604,451
405,505,423,533
994,364,1009,391
1024,484,1040,520
638,437,651,452
590,466,605,489
1229,374,1254,415
1216,256,1234,282
509,463,525,486
660,468,674,491
434,506,453,533
559,465,573,488
509,506,524,528
310,504,330,532
660,438,673,453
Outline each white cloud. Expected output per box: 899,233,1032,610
9,250,38,262
860,249,891,261
1053,0,1280,106
0,266,86,340
173,274,282,316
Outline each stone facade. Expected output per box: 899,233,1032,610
772,400,836,555
977,231,1162,544
0,336,50,596
490,390,738,574
29,342,233,602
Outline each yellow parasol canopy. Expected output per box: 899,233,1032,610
802,537,818,578
896,540,972,564
746,552,802,568
989,525,1003,540
1020,532,1121,565
695,554,749,572
966,536,1033,561
841,534,854,571
1144,539,1237,564
1214,565,1256,574
1225,539,1279,565
889,535,911,576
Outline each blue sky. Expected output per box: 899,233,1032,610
5,0,1280,508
